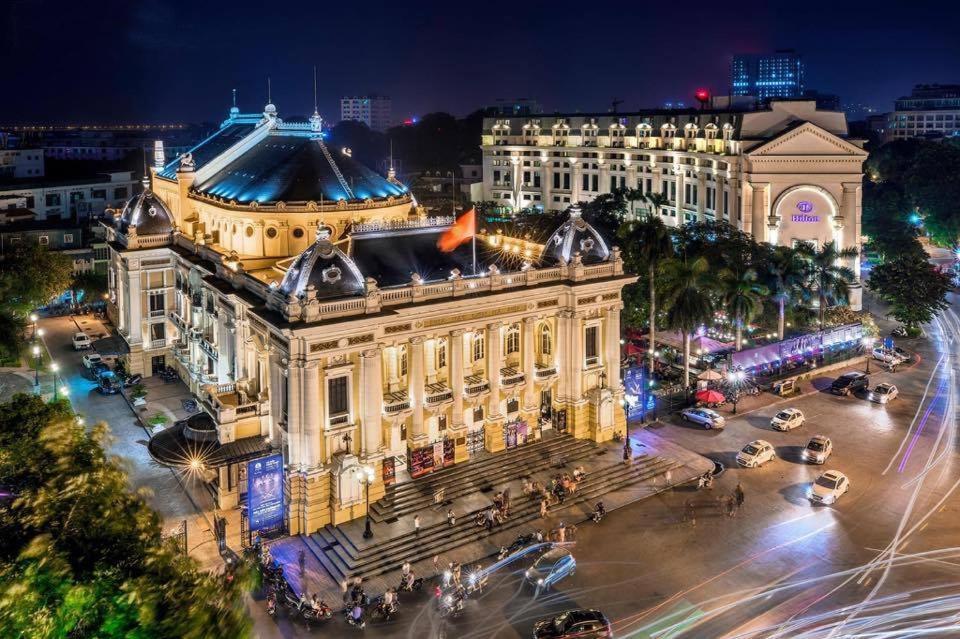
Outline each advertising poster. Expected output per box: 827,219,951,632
247,454,284,532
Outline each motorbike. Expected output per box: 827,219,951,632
344,609,366,629
438,593,465,619
373,596,398,621
398,575,423,592
591,502,606,523
123,373,143,388
301,601,333,624
697,474,714,490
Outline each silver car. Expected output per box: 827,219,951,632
680,407,725,430
870,383,899,404
802,435,833,464
524,547,576,595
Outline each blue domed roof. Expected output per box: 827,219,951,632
544,207,609,264
193,134,407,204
278,238,366,299
117,182,174,236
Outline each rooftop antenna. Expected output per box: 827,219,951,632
232,88,237,108
313,66,318,114
267,77,272,103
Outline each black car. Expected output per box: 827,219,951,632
830,372,869,396
533,609,612,638
96,370,120,395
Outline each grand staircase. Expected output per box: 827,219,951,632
304,435,681,583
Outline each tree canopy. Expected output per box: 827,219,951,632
0,245,75,316
868,252,952,331
0,395,252,639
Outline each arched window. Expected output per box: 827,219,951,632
539,324,553,356
472,333,485,362
505,325,520,355
661,124,676,139
399,345,408,377
684,123,698,139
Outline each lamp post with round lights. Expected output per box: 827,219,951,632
51,362,61,401
32,344,41,386
355,464,375,539
30,313,38,340
862,337,874,374
727,370,745,414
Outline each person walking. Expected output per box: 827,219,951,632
446,508,456,526
340,576,350,605
298,549,306,576
433,555,441,575
402,560,411,578
539,498,548,518
734,483,745,512
413,514,421,535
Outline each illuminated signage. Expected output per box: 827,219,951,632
792,214,820,222
796,201,814,213
247,454,284,532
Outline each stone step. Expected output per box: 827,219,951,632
335,452,655,563
377,434,588,504
319,456,678,578
370,438,598,522
344,458,681,578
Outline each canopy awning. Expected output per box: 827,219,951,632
650,331,733,354
148,415,273,469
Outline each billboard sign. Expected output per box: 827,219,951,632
247,454,284,532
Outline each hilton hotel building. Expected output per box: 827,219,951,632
481,99,868,309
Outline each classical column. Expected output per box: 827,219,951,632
128,268,142,342
556,311,571,401
486,323,502,416
571,160,582,203
697,169,707,220
450,329,466,429
542,162,553,211
604,306,621,390
522,316,537,410
716,174,727,220
750,182,769,242
675,168,686,221
286,361,305,468
425,338,437,382
302,361,320,468
571,314,584,400
361,348,383,456
387,346,400,392
409,337,426,443
598,161,611,195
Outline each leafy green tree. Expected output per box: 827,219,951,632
0,394,253,639
719,268,768,350
72,271,108,304
661,257,715,387
0,245,75,315
868,253,952,332
797,241,859,329
618,214,674,372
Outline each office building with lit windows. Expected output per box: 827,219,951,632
105,99,633,534
480,99,867,310
731,50,804,102
886,84,960,140
340,95,393,132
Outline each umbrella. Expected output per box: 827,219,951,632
697,369,724,381
695,389,725,403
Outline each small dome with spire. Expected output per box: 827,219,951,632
544,206,610,264
278,237,365,299
116,178,175,237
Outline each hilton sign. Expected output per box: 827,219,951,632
792,201,820,222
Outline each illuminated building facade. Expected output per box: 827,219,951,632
480,99,868,310
340,95,392,132
886,84,960,140
105,101,633,533
732,50,804,102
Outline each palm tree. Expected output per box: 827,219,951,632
764,246,810,340
644,192,670,219
719,268,768,350
661,257,715,388
619,214,675,375
797,241,859,329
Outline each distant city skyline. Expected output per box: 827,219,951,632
2,0,958,124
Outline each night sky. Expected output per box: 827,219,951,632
2,0,957,124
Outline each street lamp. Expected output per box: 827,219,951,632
30,313,38,340
728,370,745,414
51,362,60,401
355,464,375,539
32,344,41,386
862,337,874,374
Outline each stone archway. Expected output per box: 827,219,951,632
770,184,842,251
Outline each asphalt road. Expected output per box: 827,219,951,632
250,293,960,639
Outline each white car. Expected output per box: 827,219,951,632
771,408,805,431
870,383,899,404
82,353,103,369
872,348,904,365
72,332,92,350
679,407,726,430
802,435,833,464
809,470,850,504
736,439,776,468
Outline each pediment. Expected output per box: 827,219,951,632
748,122,867,157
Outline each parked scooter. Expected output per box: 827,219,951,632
123,373,143,388
398,574,423,592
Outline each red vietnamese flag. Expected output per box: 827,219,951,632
437,208,476,252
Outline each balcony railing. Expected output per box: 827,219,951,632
500,366,526,387
535,364,558,379
148,338,166,350
464,374,490,395
329,413,350,427
200,339,218,361
148,308,165,318
383,391,411,415
424,382,453,405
